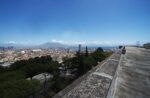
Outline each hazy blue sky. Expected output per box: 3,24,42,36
0,0,150,45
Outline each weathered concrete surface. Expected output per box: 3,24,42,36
53,49,122,98
112,47,150,98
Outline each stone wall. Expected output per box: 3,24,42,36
53,49,122,98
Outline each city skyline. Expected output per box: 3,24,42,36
0,0,150,46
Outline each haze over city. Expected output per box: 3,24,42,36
0,0,150,46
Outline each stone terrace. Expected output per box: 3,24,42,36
112,47,150,98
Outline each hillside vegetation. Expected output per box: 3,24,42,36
143,43,150,49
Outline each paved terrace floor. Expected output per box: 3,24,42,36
112,47,150,98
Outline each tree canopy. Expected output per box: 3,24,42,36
143,43,150,49
0,55,59,98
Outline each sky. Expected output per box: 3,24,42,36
0,0,150,46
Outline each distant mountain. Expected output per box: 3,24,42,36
0,42,70,48
0,42,118,49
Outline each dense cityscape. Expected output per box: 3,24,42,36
0,45,105,67
0,47,76,66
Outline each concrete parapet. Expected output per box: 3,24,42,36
53,49,122,98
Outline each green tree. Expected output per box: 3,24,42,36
92,47,105,61
0,71,25,83
0,80,41,98
83,56,97,71
143,43,150,49
85,46,88,56
22,63,41,79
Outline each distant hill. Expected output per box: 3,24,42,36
143,43,150,49
0,42,117,49
0,42,69,49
